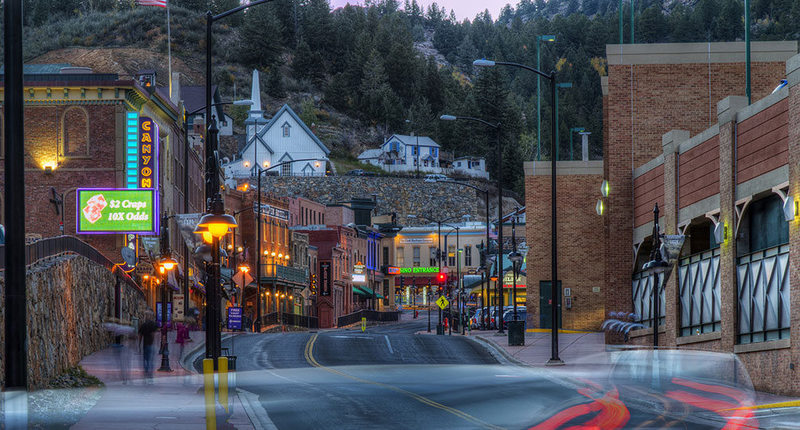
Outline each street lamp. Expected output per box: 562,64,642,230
509,208,524,342
157,214,179,372
536,34,556,161
203,0,273,363
474,58,563,365
554,82,572,161
439,114,505,334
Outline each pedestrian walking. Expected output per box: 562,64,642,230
175,320,189,359
103,318,135,384
138,311,159,383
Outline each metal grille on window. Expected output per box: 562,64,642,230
678,248,720,337
737,244,790,344
632,271,665,328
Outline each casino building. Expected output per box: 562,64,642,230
0,65,200,307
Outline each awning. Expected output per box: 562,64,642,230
353,286,384,299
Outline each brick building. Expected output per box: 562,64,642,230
0,66,199,309
288,196,326,226
524,161,605,331
523,41,800,394
294,225,358,328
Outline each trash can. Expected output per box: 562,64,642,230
225,355,237,371
507,320,525,346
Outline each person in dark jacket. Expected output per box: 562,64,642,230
138,311,158,383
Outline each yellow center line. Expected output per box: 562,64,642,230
304,333,505,430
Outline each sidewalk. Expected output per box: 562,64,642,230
74,329,254,429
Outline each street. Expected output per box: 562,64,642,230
183,315,766,429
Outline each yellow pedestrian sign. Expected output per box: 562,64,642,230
436,296,449,310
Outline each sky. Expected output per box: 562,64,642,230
328,0,509,22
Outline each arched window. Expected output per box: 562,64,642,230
62,107,89,157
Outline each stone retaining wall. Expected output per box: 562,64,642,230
0,254,148,389
259,176,497,222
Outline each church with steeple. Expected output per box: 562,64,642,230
223,69,330,179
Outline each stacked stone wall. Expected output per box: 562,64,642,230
259,176,500,223
0,254,147,389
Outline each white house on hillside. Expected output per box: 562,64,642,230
224,70,330,178
453,156,489,179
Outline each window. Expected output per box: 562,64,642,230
431,148,438,157
282,122,291,137
383,247,389,267
62,107,89,157
281,163,292,176
396,247,404,266
448,245,456,266
412,247,420,267
464,246,472,266
429,247,437,266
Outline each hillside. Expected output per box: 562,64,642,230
13,0,800,195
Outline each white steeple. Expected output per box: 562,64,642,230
246,69,264,143
250,69,262,114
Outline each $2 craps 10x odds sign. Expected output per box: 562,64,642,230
77,188,158,234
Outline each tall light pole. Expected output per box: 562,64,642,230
536,35,556,161
438,115,504,333
184,100,251,318
474,58,563,365
554,82,572,161
202,0,273,365
157,214,179,372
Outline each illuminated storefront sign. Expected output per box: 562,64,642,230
400,237,434,244
398,267,439,274
352,274,366,284
77,188,158,234
138,117,159,189
387,266,400,275
126,112,139,188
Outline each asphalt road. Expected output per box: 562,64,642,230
213,315,768,429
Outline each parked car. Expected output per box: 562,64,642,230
347,169,366,176
502,307,527,330
470,308,484,329
423,174,449,183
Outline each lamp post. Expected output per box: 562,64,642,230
554,82,572,161
642,204,670,348
253,159,322,331
202,0,272,364
405,119,421,177
474,58,562,365
157,214,179,372
443,225,460,335
536,35,556,161
509,211,524,322
439,115,504,333
478,264,487,330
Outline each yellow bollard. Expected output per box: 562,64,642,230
203,359,216,430
361,317,366,332
218,357,229,413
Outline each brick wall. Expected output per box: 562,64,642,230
524,163,605,331
633,164,664,228
679,136,720,208
736,98,789,184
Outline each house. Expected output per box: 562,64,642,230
381,134,441,172
453,156,489,179
357,148,385,167
224,70,330,178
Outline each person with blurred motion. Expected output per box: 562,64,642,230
175,319,189,359
138,311,158,383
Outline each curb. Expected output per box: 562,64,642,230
471,335,529,367
179,333,235,373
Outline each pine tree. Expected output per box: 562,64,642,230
267,67,286,98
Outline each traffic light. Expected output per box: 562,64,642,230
437,272,447,284
310,274,317,294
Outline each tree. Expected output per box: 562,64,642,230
292,38,325,84
267,66,286,98
236,3,285,68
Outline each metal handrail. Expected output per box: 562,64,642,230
0,235,143,296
